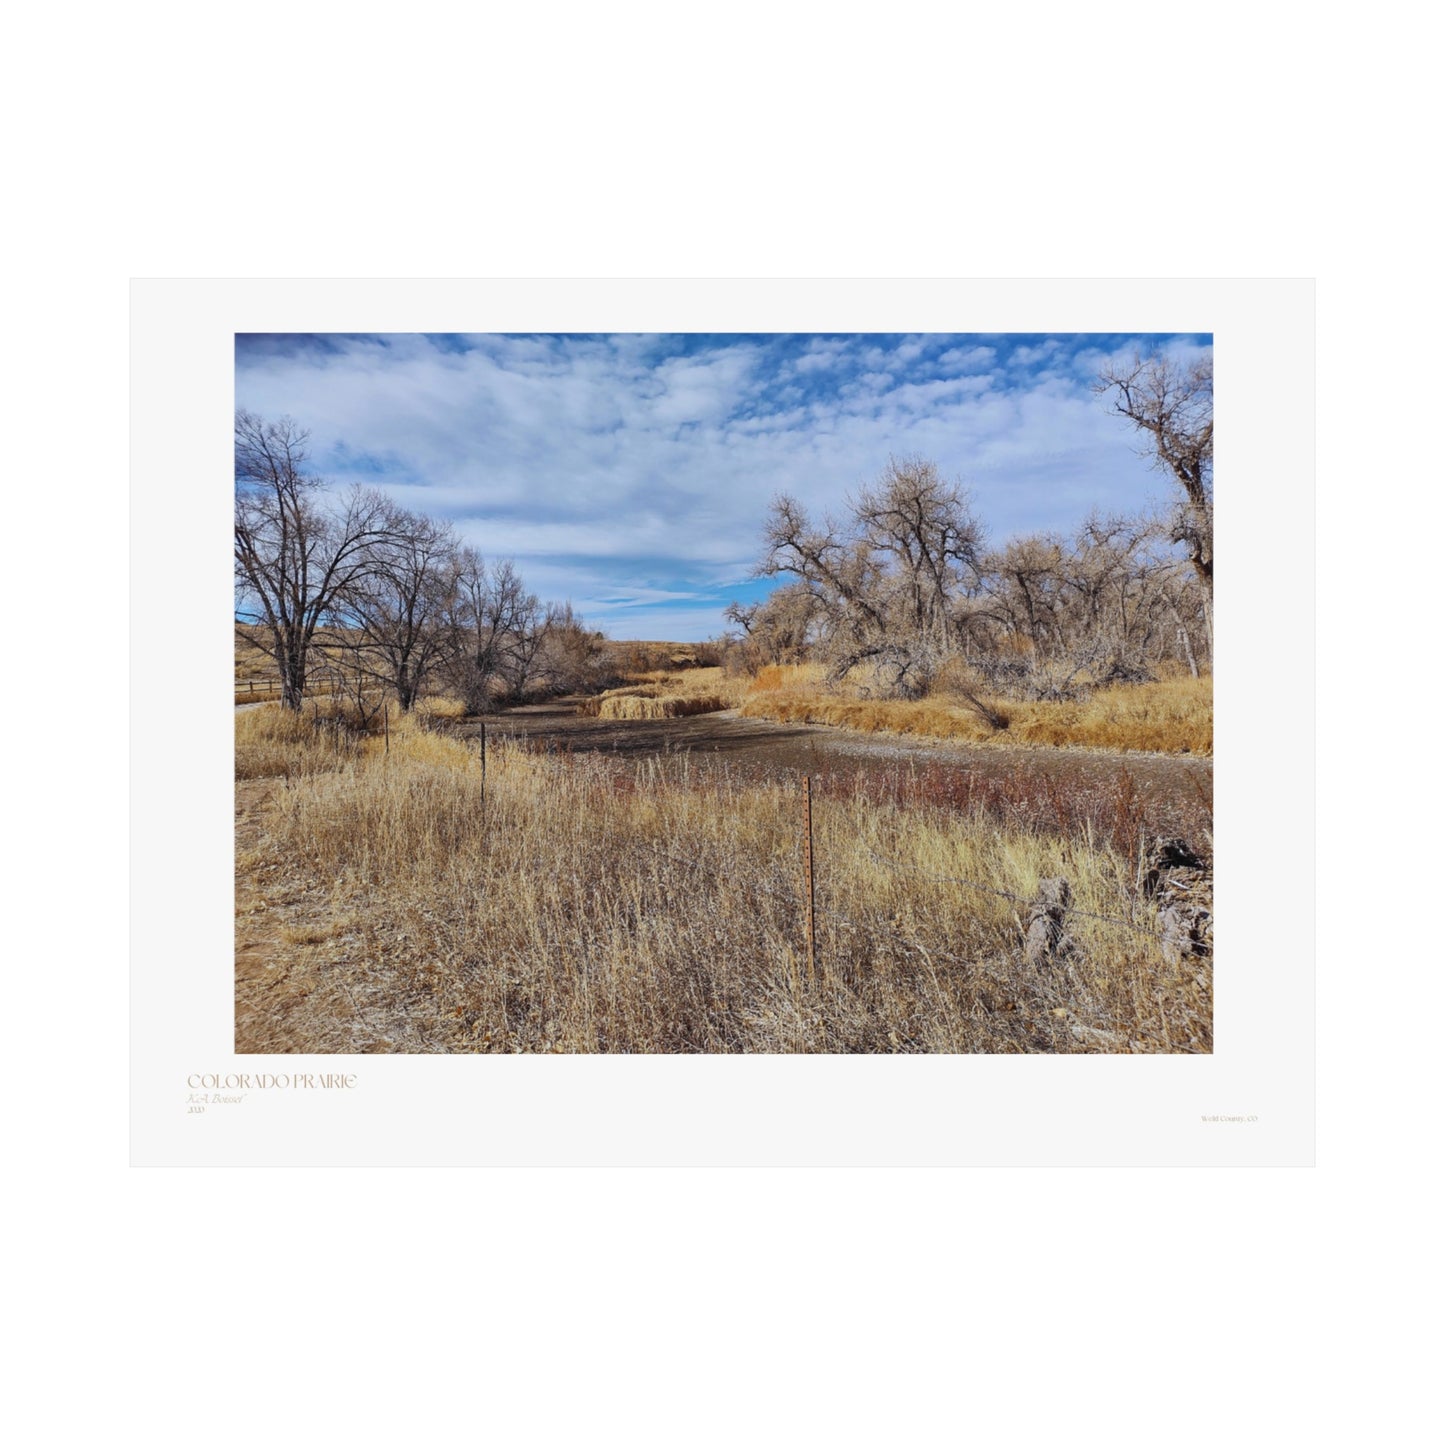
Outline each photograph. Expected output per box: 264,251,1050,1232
233,330,1215,1056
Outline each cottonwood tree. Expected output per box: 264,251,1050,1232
1095,352,1214,602
973,533,1108,699
532,601,607,695
853,457,986,653
972,511,1206,696
441,551,543,711
1060,513,1170,681
308,635,389,734
723,583,819,669
503,594,551,700
758,457,986,699
980,534,1069,654
1155,560,1209,679
334,506,460,711
234,410,397,711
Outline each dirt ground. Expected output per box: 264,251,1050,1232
472,700,1212,838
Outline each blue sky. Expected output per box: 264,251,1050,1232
235,332,1212,641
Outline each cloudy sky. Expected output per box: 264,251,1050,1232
235,332,1212,641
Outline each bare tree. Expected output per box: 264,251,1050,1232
309,637,389,735
333,506,460,711
979,533,1069,653
757,458,985,698
970,511,1199,698
440,551,544,711
745,449,1209,714
532,600,607,695
503,593,552,701
852,456,985,652
724,583,819,669
234,410,396,711
1095,352,1214,601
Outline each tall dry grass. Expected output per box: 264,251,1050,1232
237,711,1211,1054
739,666,1212,755
235,692,462,779
235,703,365,779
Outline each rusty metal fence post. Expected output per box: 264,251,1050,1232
480,717,487,816
801,774,816,981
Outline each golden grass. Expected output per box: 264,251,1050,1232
749,662,827,692
740,674,1212,756
234,626,277,683
577,666,748,718
236,711,1212,1054
414,694,467,722
596,694,731,720
1002,678,1212,753
234,703,365,779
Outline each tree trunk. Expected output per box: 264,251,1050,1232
1164,597,1199,679
281,649,306,712
1178,627,1198,678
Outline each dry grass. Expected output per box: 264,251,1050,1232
236,710,1212,1054
1001,677,1212,753
748,662,828,693
576,665,748,719
234,625,278,683
234,703,365,779
414,694,468,722
595,694,731,720
740,667,1212,756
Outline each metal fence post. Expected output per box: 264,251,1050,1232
802,774,816,982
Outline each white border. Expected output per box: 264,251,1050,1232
131,278,1314,1165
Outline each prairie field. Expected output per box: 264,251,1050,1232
236,696,1213,1054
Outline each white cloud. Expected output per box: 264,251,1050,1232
937,344,995,372
237,333,1203,639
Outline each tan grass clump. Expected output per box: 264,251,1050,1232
577,666,746,717
575,685,652,716
597,693,730,720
